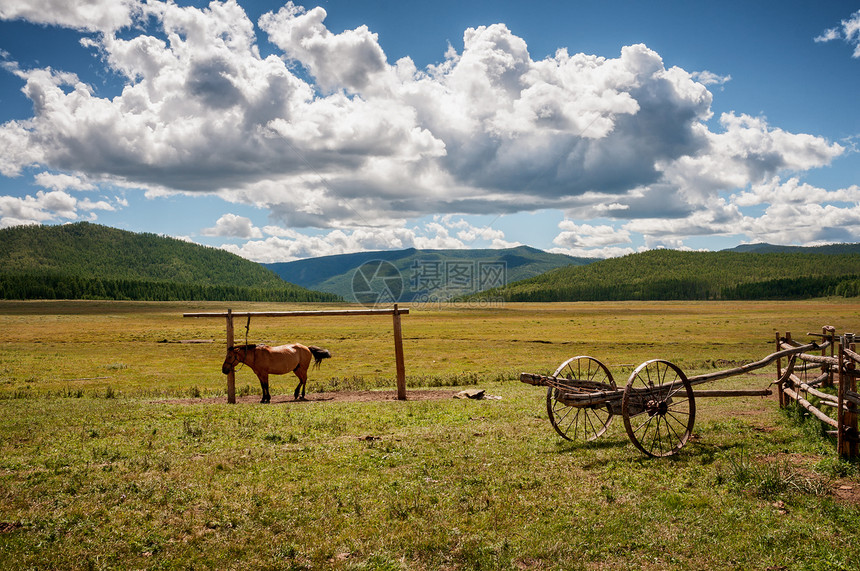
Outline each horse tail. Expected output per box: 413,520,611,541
308,346,332,368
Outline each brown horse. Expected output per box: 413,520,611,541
222,343,331,402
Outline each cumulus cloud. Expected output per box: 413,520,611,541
218,216,510,262
554,220,631,249
0,189,114,228
586,177,860,251
33,172,95,192
732,177,860,207
0,0,139,32
201,213,263,238
259,3,388,93
0,0,851,257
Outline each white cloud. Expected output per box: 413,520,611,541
582,176,860,250
816,10,860,57
201,213,263,238
658,113,843,206
623,198,742,239
259,3,388,93
553,220,631,249
815,28,841,43
0,187,121,228
34,172,95,192
0,0,139,32
690,71,731,86
740,202,860,245
731,177,860,207
446,215,521,248
78,197,114,211
220,227,412,263
548,244,637,259
0,190,76,227
219,216,516,262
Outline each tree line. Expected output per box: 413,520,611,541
467,250,860,302
0,272,341,302
499,275,860,302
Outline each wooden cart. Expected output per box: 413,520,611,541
520,340,825,457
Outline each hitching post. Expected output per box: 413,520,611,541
393,303,407,400
226,308,236,404
184,307,410,402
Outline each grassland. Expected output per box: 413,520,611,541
1,300,860,569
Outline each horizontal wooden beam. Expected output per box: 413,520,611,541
784,386,839,428
692,389,772,397
184,308,409,318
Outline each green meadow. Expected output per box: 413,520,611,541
1,300,859,569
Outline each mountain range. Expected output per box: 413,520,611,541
1,222,859,302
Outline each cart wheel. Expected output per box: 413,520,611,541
547,356,616,442
622,359,695,457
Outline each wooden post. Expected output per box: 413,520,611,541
838,338,846,457
823,326,833,388
393,303,406,400
784,332,794,407
225,308,236,404
839,335,858,459
775,332,785,408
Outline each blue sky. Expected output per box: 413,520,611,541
0,0,858,261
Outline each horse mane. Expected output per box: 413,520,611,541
230,344,260,351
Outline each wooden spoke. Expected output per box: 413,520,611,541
546,356,616,441
622,359,696,457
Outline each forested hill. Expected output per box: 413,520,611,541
470,248,860,302
0,222,339,302
265,245,594,302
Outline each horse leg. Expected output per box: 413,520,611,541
257,372,270,404
294,368,307,401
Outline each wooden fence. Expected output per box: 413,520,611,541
776,328,859,459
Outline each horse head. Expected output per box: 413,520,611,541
222,344,257,374
222,346,240,374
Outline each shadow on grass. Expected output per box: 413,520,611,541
544,434,752,468
548,435,630,454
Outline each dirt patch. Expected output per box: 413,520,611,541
156,389,458,406
764,452,860,507
833,482,860,505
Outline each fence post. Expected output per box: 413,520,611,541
838,335,858,459
226,308,236,404
823,326,834,388
393,303,407,400
821,326,828,387
775,332,785,408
